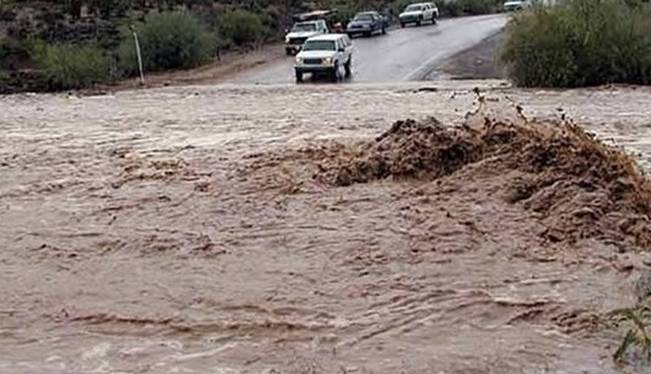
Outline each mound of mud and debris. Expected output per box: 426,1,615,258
317,116,651,248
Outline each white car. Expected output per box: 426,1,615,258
399,2,439,27
294,34,353,83
504,0,532,11
285,20,329,55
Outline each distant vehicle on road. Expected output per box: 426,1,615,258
346,11,389,38
285,20,329,55
399,2,439,27
503,0,532,11
294,34,353,83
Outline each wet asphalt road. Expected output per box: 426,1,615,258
230,14,507,84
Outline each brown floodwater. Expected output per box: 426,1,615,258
2,81,651,373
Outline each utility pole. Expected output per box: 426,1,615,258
129,25,145,86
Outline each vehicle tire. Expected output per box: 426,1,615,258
347,33,354,39
364,31,371,37
296,71,303,83
344,58,352,77
381,26,386,35
431,14,437,25
416,18,422,26
400,22,405,28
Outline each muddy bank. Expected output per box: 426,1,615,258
2,82,651,373
315,112,651,248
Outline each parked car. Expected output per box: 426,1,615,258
399,2,439,27
503,0,532,11
285,20,329,55
294,34,353,83
346,11,389,38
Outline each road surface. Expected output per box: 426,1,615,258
230,14,507,84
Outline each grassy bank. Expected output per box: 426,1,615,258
501,0,651,87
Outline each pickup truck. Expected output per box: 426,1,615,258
285,20,329,55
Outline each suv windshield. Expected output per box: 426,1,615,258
354,14,373,21
292,23,317,32
405,4,424,11
302,40,336,51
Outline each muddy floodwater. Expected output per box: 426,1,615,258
3,81,651,373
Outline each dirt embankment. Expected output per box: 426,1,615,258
253,99,651,252
427,31,507,80
315,109,651,248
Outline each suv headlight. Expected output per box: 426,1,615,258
322,57,333,65
296,57,303,64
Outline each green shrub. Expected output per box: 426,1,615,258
118,11,216,75
438,0,463,17
438,0,501,16
501,0,651,87
33,43,110,89
219,9,270,46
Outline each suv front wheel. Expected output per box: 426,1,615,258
295,70,303,83
344,57,352,76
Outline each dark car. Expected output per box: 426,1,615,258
346,11,389,38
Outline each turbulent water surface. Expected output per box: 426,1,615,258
2,81,651,373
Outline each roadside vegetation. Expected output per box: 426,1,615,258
34,42,110,90
501,0,651,87
0,2,274,92
117,11,216,76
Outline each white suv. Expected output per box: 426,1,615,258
294,34,353,83
399,2,439,27
504,0,532,11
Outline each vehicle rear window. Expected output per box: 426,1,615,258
302,40,336,51
292,23,317,32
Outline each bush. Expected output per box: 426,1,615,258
438,0,501,16
33,43,110,89
219,9,270,46
438,0,463,17
501,0,651,87
118,11,216,75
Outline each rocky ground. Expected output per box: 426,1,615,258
2,81,651,373
427,31,507,80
